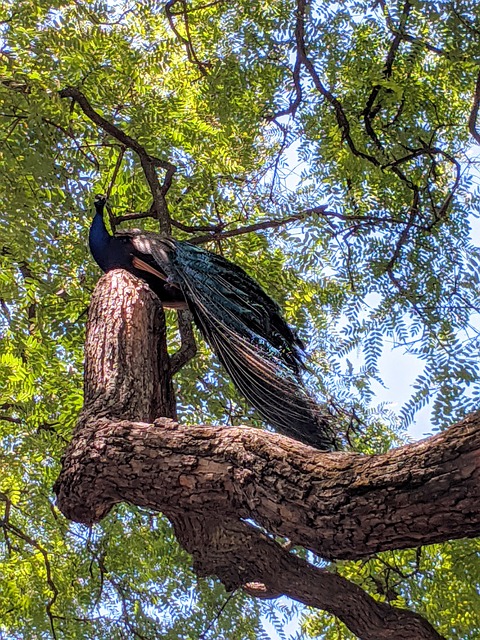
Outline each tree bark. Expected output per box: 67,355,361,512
83,269,176,422
54,271,480,640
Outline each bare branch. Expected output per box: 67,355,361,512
106,146,126,200
170,310,197,375
189,205,328,243
112,203,419,245
167,0,225,16
113,211,156,224
390,30,451,57
112,210,227,235
106,147,127,231
188,204,423,244
171,218,226,233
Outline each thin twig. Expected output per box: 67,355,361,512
165,0,210,76
199,591,237,640
106,147,126,231
468,69,480,145
42,117,100,168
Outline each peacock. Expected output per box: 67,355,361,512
89,195,334,449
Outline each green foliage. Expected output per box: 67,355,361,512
305,540,480,640
0,0,479,637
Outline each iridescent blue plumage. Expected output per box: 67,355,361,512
89,196,334,449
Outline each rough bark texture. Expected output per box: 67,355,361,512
54,271,480,640
55,414,480,559
84,269,176,422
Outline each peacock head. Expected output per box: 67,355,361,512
94,194,106,214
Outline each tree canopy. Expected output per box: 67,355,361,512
0,0,479,638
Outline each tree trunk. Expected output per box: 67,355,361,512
83,269,176,422
55,271,480,640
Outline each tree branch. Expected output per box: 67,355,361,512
189,205,331,244
269,42,303,119
468,69,480,145
81,270,176,422
385,185,419,272
0,492,58,638
55,411,480,560
59,87,176,234
363,0,412,142
170,310,197,375
188,204,426,244
171,513,444,640
165,0,210,76
294,0,380,166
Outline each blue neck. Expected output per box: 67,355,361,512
89,209,111,271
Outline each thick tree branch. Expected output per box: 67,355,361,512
55,412,480,560
170,513,444,640
55,273,480,561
